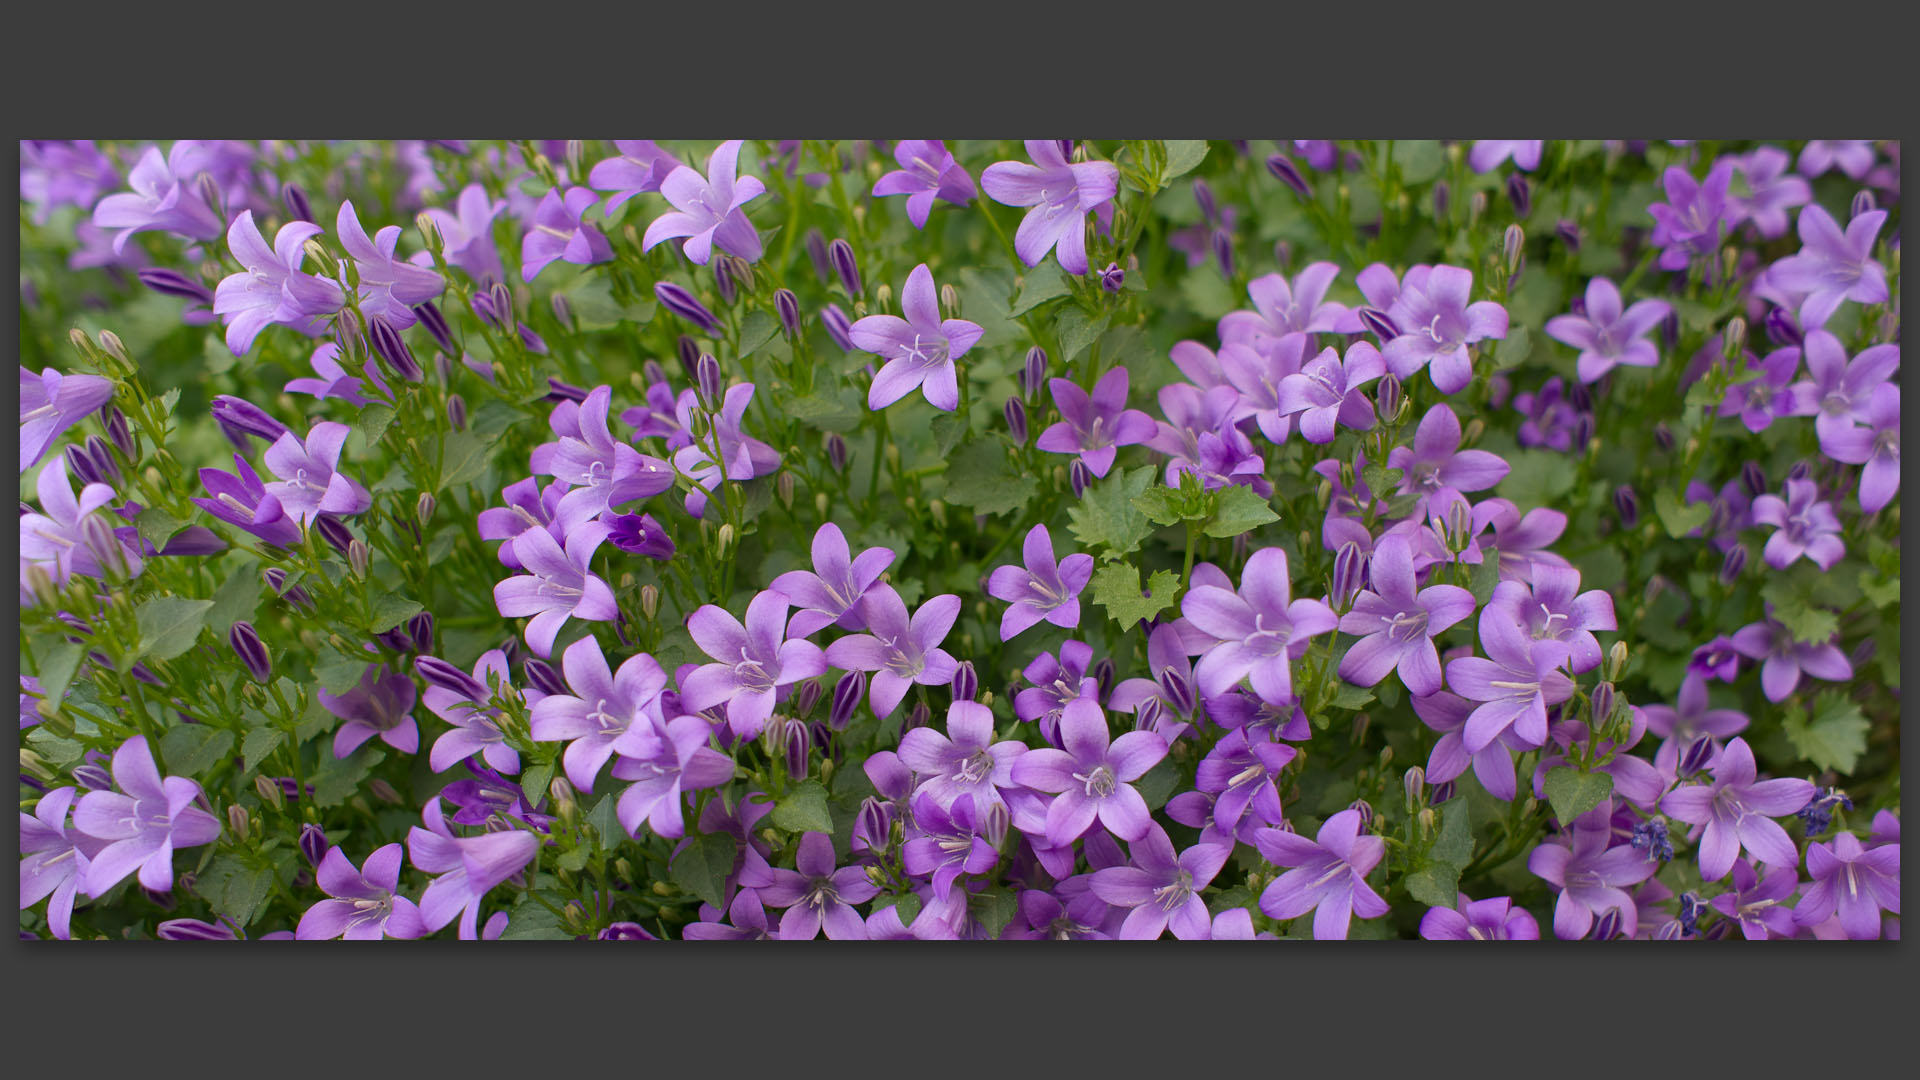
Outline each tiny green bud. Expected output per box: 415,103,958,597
1416,808,1437,841
940,283,962,320
1722,317,1747,361
347,539,371,579
1608,640,1629,681
777,470,795,510
814,491,831,518
97,330,133,372
715,523,735,561
367,778,404,805
415,212,444,257
927,499,947,528
639,584,660,622
227,804,252,839
549,776,578,823
1462,418,1485,446
255,774,285,811
874,283,892,314
21,749,53,782
866,866,888,887
614,858,634,881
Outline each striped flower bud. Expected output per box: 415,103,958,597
368,317,422,381
1210,228,1235,279
414,300,455,355
1589,682,1615,727
1506,173,1531,219
1332,540,1369,610
1157,664,1195,716
856,797,893,853
1193,178,1218,222
940,283,962,320
904,701,931,733
828,238,862,296
1851,189,1877,221
1266,153,1311,199
830,670,866,729
1741,461,1768,499
1092,658,1117,699
416,655,488,700
1070,459,1093,499
675,334,702,379
1428,780,1455,806
1023,347,1049,400
210,395,289,444
1433,181,1450,220
794,678,824,719
1591,908,1624,941
981,800,1011,850
951,661,979,702
775,288,801,339
106,407,135,458
1403,766,1426,811
296,823,329,868
406,611,435,655
1719,544,1747,584
157,917,237,941
1679,736,1716,777
804,228,832,284
230,621,272,683
821,304,855,351
785,718,812,777
1764,306,1803,348
65,444,103,487
697,353,723,406
639,584,660,622
713,255,738,304
1356,307,1400,344
523,657,566,698
1004,397,1028,445
826,433,850,473
137,267,214,305
656,281,719,334
1613,485,1639,528
280,181,316,224
1555,219,1582,252
72,760,113,791
1100,262,1125,294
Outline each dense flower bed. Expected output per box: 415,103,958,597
18,138,1899,940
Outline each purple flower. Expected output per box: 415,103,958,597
1218,263,1355,348
20,140,117,223
607,714,735,840
1786,329,1899,447
71,736,221,896
1661,735,1813,883
1418,893,1541,940
336,201,445,329
1414,689,1523,801
1274,341,1385,444
1184,546,1338,706
1486,564,1616,674
20,787,99,940
438,759,550,832
1108,624,1199,732
1216,338,1307,444
407,796,538,940
898,700,1027,814
476,477,566,570
642,139,766,265
1255,809,1390,940
1510,376,1581,451
902,792,1000,902
20,365,115,474
530,635,668,794
193,453,303,548
1647,161,1733,271
980,140,1120,276
1728,614,1852,702
681,590,828,739
1750,477,1845,571
1088,822,1230,940
1824,384,1899,513
20,455,140,590
284,343,390,406
258,421,371,527
1794,831,1899,940
1797,140,1876,180
605,512,675,561
1381,265,1507,394
491,520,620,659
872,140,976,228
530,385,675,525
212,211,343,356
1009,695,1167,847
1445,605,1575,753
1468,141,1543,173
320,663,420,760
685,889,779,941
758,832,880,940
1708,859,1800,939
1640,673,1749,777
1013,640,1100,743
1337,534,1477,697
422,183,507,286
90,144,224,253
296,844,428,941
987,524,1095,641
823,588,961,718
521,187,613,281
1035,366,1157,476
1544,276,1672,384
1527,800,1659,939
1386,404,1511,514
1717,345,1801,433
589,140,683,212
769,522,896,639
848,263,983,412
1192,727,1294,835
1148,382,1265,492
1766,204,1890,328
1727,148,1811,239
670,383,782,518
424,649,529,775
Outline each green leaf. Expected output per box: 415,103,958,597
346,404,396,457
135,596,214,662
1131,485,1188,527
1396,140,1445,185
1761,578,1840,644
1783,692,1870,775
1361,464,1405,495
312,746,384,808
520,761,554,807
205,560,263,638
1205,484,1280,538
870,891,922,928
241,726,284,773
497,902,570,940
770,779,834,834
1859,567,1899,609
784,383,866,432
736,310,780,359
1432,800,1474,867
1469,555,1503,604
368,591,423,635
969,886,1020,939
134,505,191,555
35,640,85,710
1329,684,1375,711
159,725,233,777
586,792,622,841
1134,755,1180,810
1091,562,1180,627
467,400,527,440
943,439,1037,517
1160,140,1210,182
313,650,368,696
437,430,497,492
1067,466,1157,559
670,832,738,910
193,855,274,928
1055,308,1111,364
1009,262,1070,317
1543,768,1614,825
1652,489,1712,538
1403,863,1460,909
1492,324,1532,371
1500,450,1579,509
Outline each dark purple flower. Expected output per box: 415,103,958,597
320,662,419,759
1647,161,1733,271
1386,404,1511,514
823,588,961,718
607,713,735,840
1728,614,1852,703
1255,809,1390,939
1640,673,1749,777
1786,329,1899,447
491,520,620,659
681,589,828,739
1009,695,1167,847
1709,858,1799,939
986,523,1095,641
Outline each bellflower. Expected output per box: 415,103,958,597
823,589,961,718
1218,263,1355,349
90,143,224,253
1660,736,1814,882
680,589,828,739
1418,893,1541,940
193,453,304,548
898,700,1027,814
670,383,782,518
902,792,1000,901
1766,204,1890,328
530,385,675,525
1468,141,1543,173
1192,727,1294,834
1254,809,1390,940
980,140,1120,276
1009,696,1167,847
1527,800,1659,939
422,183,507,286
1013,640,1100,744
530,635,668,794
1216,338,1306,444
987,523,1095,640
1338,534,1477,696
1035,366,1157,476
336,201,445,329
72,736,221,895
1415,689,1523,800
1088,822,1230,940
1445,606,1575,753
20,787,99,940
1274,341,1384,444
1640,673,1749,776
589,140,683,212
491,521,620,659
284,343,389,406
522,187,613,281
296,844,428,941
1482,501,1572,585
20,140,118,223
476,477,567,570
1147,382,1259,488
1386,404,1511,515
1717,345,1801,433
1785,330,1899,446
642,139,766,265
1750,477,1845,571
1727,147,1811,239
212,211,343,355
1381,265,1508,394
21,366,115,473
758,831,880,940
849,263,983,412
769,522,896,639
1824,384,1899,513
1511,377,1581,451
872,140,976,228
1184,546,1338,705
1647,161,1733,270
320,663,420,759
424,649,529,775
1728,614,1852,702
407,796,539,940
21,455,137,590
1544,276,1672,383
258,421,371,527
1797,140,1876,180
607,714,735,840
1794,831,1899,940
1486,564,1617,674
1108,624,1198,730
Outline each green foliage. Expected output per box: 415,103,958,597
670,832,738,910
1543,768,1614,825
770,780,835,834
1782,693,1870,775
135,596,214,662
943,439,1038,517
1067,466,1157,559
1090,561,1180,627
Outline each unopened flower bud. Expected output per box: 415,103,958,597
1210,228,1235,279
1851,189,1877,221
1555,219,1582,252
416,655,488,699
81,514,129,581
821,304,855,351
1090,658,1117,700
251,773,286,812
1350,712,1370,745
939,282,962,320
826,432,850,473
696,352,723,406
65,444,103,487
804,228,832,284
1590,681,1616,728
1591,908,1624,941
369,317,422,382
1068,459,1094,499
1677,735,1715,778
210,395,290,444
713,256,738,305
1721,317,1747,363
1719,544,1747,584
521,657,565,698
1503,224,1526,277
1157,665,1196,716
1002,396,1029,445
1429,780,1455,806
1266,153,1311,199
827,237,862,297
1506,173,1531,220
857,797,893,853
951,661,979,702
229,621,272,684
414,300,455,356
1023,347,1049,399
367,777,404,806
1332,540,1368,609
1764,307,1803,348
655,282,719,335
1193,178,1218,222
774,288,801,338
1432,181,1450,220
1403,766,1426,810
638,583,660,622
714,523,735,562
137,267,214,306
290,824,328,871
1607,641,1629,681
903,701,931,734
1357,307,1400,344
72,760,113,791
1613,485,1639,528
831,670,865,729
1347,799,1375,830
226,803,251,839
785,718,812,777
446,393,467,432
1740,461,1768,500
1100,262,1124,293
1786,460,1810,484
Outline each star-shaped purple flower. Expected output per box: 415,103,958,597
20,365,115,474
1793,830,1898,940
980,140,1119,276
1009,695,1167,848
1468,141,1543,173
1035,366,1157,477
1750,477,1845,571
1527,800,1659,939
1727,147,1811,240
1445,605,1575,753
1089,821,1231,940
529,634,668,794
1275,341,1384,444
422,183,508,286
296,843,428,941
1255,809,1390,940
1660,736,1813,882
407,796,538,940
759,831,880,940
71,735,221,896
987,523,1095,641
1486,563,1617,674
1709,858,1800,940
491,520,620,659
642,139,766,265
1337,534,1477,697
848,263,983,412
769,522,896,639
521,187,613,281
1728,613,1852,702
1183,546,1338,706
1218,263,1354,349
1544,276,1672,384
823,588,961,718
212,211,343,356
1386,403,1511,515
1785,329,1899,447
1824,384,1899,513
320,662,420,759
90,143,223,253
1381,266,1507,394
1767,204,1890,328
872,140,976,229
1419,893,1540,939
258,421,371,528
607,713,735,841
20,786,100,940
1647,161,1733,271
681,589,828,740
898,700,1027,814
1640,673,1749,777
589,140,683,212
337,200,445,330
